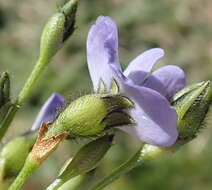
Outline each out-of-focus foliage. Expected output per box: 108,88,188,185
0,0,212,189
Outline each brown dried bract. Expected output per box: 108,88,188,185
28,122,68,164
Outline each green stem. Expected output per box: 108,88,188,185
0,57,49,141
90,145,145,190
17,57,49,106
8,158,39,190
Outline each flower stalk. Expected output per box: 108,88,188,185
8,157,39,190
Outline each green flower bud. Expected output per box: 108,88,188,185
171,81,212,143
39,0,78,61
45,94,134,138
0,136,35,181
46,135,113,190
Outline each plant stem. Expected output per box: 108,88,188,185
0,57,49,141
17,57,49,106
90,145,145,190
8,158,39,190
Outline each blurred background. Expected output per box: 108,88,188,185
0,0,212,189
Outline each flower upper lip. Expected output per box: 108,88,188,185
86,16,186,147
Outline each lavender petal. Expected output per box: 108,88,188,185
143,65,186,98
87,16,121,91
124,48,164,85
31,93,65,131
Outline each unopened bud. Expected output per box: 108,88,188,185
39,0,78,61
45,94,134,138
0,136,35,181
172,81,212,143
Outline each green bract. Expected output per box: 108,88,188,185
45,94,134,138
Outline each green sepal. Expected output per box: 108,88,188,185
101,95,134,113
97,80,106,94
171,81,204,102
61,0,78,42
0,72,10,109
103,111,135,128
45,94,134,138
172,81,212,142
97,78,120,94
110,79,120,94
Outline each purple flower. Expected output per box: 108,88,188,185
31,93,65,131
87,16,186,146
